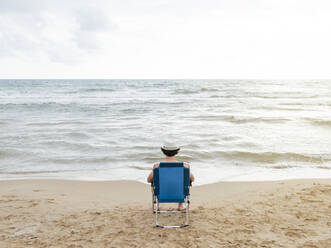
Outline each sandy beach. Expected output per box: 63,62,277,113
0,179,330,248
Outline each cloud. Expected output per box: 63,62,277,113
0,0,45,13
1,0,331,78
72,8,117,50
0,0,116,63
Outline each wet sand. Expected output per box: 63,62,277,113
0,179,331,247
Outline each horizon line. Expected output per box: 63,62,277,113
0,78,330,81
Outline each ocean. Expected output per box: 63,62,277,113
0,79,330,185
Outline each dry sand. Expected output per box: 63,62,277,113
0,179,331,248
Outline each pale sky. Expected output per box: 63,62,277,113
0,0,330,79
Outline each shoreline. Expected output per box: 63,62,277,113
1,178,331,247
1,174,331,185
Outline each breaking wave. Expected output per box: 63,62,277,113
305,118,331,127
199,151,330,164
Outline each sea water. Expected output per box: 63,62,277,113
0,80,331,185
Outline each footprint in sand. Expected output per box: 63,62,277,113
235,208,247,214
304,218,319,222
235,228,255,234
0,199,14,203
67,244,83,248
284,229,305,238
4,215,16,220
28,200,39,207
46,199,55,204
2,195,17,198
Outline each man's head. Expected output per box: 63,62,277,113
161,144,180,157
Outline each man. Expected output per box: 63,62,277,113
147,144,194,210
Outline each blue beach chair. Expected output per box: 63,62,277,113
152,162,191,228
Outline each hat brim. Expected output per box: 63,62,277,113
161,147,180,152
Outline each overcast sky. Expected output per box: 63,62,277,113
0,0,330,79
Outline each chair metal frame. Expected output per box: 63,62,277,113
151,162,191,228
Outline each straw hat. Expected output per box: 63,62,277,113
161,143,180,151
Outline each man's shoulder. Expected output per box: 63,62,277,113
152,163,160,169
183,162,190,168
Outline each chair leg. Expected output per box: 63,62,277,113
154,197,190,228
155,198,160,227
184,196,190,226
151,187,155,213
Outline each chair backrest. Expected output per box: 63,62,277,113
153,162,190,203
